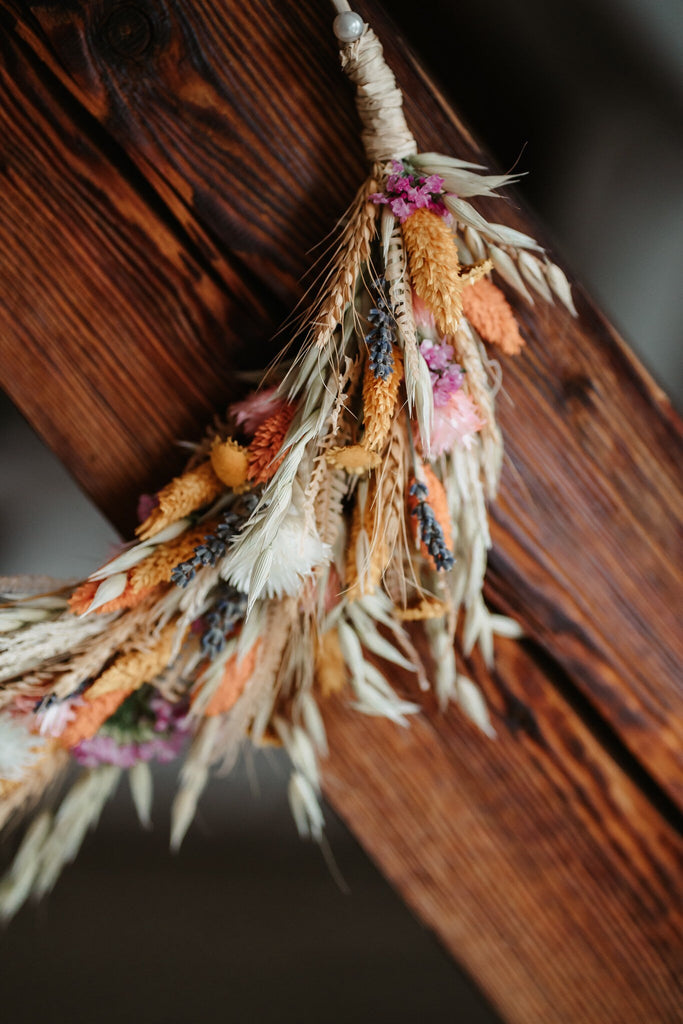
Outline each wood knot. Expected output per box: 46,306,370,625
102,5,153,59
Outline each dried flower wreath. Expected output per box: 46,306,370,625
0,2,575,918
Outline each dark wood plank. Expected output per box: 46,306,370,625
323,635,683,1023
0,22,278,533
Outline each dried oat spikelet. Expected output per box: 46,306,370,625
129,521,218,593
210,437,249,488
85,620,179,701
68,578,156,616
136,462,224,541
462,277,525,356
362,348,403,453
315,628,347,698
312,175,380,349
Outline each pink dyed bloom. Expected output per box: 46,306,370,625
230,387,286,437
137,493,158,523
72,692,192,768
370,161,448,223
412,292,436,332
72,726,188,768
430,392,486,456
420,338,455,373
420,339,464,407
35,697,82,738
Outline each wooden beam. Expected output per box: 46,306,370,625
0,3,681,1019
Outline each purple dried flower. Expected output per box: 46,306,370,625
369,162,449,223
420,339,464,407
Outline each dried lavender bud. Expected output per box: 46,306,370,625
409,481,455,572
172,494,260,589
366,277,396,380
200,586,248,658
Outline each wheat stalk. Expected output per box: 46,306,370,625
311,173,380,349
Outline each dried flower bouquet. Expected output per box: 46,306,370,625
0,23,574,919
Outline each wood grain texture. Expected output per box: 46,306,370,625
0,2,682,1019
323,635,683,1023
0,22,278,532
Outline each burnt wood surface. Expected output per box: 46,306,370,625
0,2,681,1020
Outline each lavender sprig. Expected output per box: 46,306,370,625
171,494,259,589
200,585,248,658
366,277,396,381
409,481,455,572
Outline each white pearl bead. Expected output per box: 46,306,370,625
333,11,364,43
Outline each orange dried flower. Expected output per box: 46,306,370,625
200,642,260,716
247,403,297,484
462,277,525,355
59,689,132,748
129,521,218,593
68,577,158,616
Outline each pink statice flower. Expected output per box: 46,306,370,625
72,690,192,768
230,387,286,437
370,161,448,223
72,731,187,769
420,339,464,408
430,392,486,456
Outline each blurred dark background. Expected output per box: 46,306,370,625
1,1,681,1022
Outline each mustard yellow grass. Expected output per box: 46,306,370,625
137,462,224,541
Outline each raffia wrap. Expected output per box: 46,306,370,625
340,27,417,163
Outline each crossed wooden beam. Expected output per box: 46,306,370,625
1,2,681,1019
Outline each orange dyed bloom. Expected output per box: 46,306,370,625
462,277,525,355
247,403,297,484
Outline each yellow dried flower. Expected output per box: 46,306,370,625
403,208,464,335
403,211,490,337
85,621,179,700
210,437,249,488
361,348,403,453
326,445,381,474
129,521,218,593
137,462,224,541
395,597,450,621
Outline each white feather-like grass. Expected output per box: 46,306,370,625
288,771,324,841
0,611,114,684
0,715,45,781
